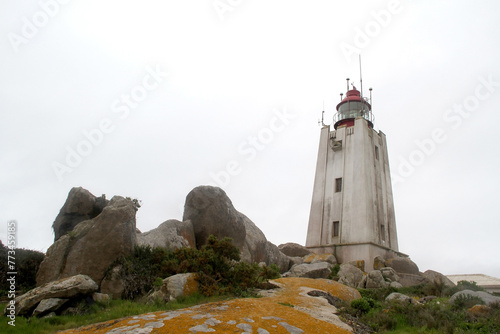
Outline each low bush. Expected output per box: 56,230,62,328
359,287,396,301
351,298,372,314
109,235,280,300
328,264,341,280
451,294,485,311
0,241,45,296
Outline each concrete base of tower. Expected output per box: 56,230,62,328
307,242,408,272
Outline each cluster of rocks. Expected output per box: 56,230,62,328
10,186,296,316
37,191,138,288
277,243,456,291
6,275,107,318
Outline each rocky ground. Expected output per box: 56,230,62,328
57,277,360,334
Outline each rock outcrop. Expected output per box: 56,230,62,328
385,257,420,275
337,263,365,288
184,186,246,250
100,265,125,299
287,262,333,279
37,196,137,286
137,219,196,251
264,241,291,273
32,298,70,317
366,270,388,289
183,186,290,271
386,292,419,304
384,256,429,287
58,277,360,333
148,273,199,303
52,187,108,242
449,289,500,306
278,243,312,258
303,253,337,265
423,270,456,287
380,267,400,283
7,274,98,316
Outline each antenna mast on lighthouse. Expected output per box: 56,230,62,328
359,54,363,99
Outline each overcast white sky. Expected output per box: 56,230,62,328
1,0,499,278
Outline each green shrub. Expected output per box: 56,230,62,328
345,284,500,333
456,280,485,292
358,287,396,301
360,309,398,331
351,298,372,314
328,264,340,280
109,235,280,300
451,294,485,311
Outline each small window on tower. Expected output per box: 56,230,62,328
381,225,386,241
333,221,340,237
375,146,379,160
335,178,342,192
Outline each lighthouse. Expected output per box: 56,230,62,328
305,78,403,270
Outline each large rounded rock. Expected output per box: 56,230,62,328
449,290,500,306
184,186,246,250
386,292,418,304
6,274,98,316
398,273,429,287
385,257,419,275
265,241,291,273
52,187,108,242
37,195,137,286
423,270,456,287
278,243,311,258
183,186,288,270
380,267,400,282
240,213,268,264
304,253,337,265
161,273,199,301
288,262,332,279
366,270,388,289
337,264,365,288
137,219,196,251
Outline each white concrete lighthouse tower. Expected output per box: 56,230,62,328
306,79,402,270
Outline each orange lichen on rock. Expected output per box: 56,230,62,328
303,253,333,263
59,277,359,333
183,273,199,296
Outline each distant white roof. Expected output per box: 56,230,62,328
447,274,500,290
